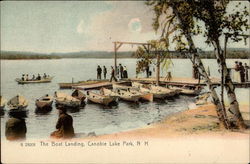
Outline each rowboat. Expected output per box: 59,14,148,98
171,86,202,95
0,96,7,110
7,95,28,111
71,89,86,104
100,88,118,98
116,89,141,102
15,77,53,84
150,85,177,97
35,95,53,109
112,84,153,102
132,82,171,99
103,88,140,103
86,91,116,106
54,92,81,108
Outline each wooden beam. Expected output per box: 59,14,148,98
113,41,151,46
114,42,117,76
116,43,123,51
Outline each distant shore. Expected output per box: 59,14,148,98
1,48,249,59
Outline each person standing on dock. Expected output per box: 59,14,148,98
244,63,249,82
103,66,107,79
123,66,128,78
119,64,124,79
146,65,150,78
97,65,102,80
51,108,75,139
239,62,245,82
116,66,119,77
110,66,117,82
233,61,240,82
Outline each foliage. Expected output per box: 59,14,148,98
133,39,173,74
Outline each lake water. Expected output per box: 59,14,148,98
0,58,249,140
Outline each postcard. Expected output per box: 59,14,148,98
1,1,249,163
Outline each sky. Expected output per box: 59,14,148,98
1,1,249,53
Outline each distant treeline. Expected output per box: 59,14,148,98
1,49,249,59
1,51,60,60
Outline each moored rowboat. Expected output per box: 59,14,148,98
54,92,81,108
35,95,53,109
0,96,7,110
132,82,171,99
171,86,202,95
109,88,140,103
7,95,28,111
112,84,153,102
71,89,86,104
86,91,116,106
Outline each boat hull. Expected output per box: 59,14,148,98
87,97,115,106
16,77,53,84
54,92,81,108
35,101,53,108
86,91,116,106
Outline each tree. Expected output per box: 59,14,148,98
187,0,248,129
144,0,248,129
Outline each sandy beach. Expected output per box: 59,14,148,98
85,103,249,140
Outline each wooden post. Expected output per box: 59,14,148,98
156,52,160,86
114,42,117,77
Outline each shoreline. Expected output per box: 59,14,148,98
77,103,250,140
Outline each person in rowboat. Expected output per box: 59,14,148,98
51,108,75,139
43,73,47,79
37,74,41,80
32,75,35,80
25,74,29,81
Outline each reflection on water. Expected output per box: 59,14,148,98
1,59,249,140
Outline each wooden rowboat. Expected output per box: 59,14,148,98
132,82,171,99
71,89,86,104
15,77,53,84
86,91,116,106
150,85,177,97
54,92,81,108
112,84,153,102
7,95,28,111
171,86,202,95
0,96,7,110
35,95,53,109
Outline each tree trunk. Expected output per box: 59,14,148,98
213,39,246,129
156,53,160,86
171,3,230,129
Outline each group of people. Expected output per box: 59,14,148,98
234,61,249,83
21,73,49,81
96,63,128,81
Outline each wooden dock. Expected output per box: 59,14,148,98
127,77,250,88
58,77,250,90
73,82,112,90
